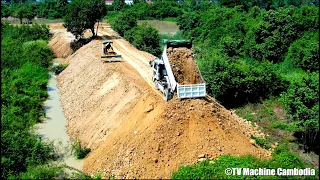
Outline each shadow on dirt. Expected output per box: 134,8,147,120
70,35,121,53
70,38,93,52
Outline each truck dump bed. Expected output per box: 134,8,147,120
162,40,206,99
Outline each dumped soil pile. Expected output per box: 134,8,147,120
55,26,271,179
167,47,201,84
83,96,271,179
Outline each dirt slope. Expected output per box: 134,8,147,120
48,23,74,59
55,23,271,179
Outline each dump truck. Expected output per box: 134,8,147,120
101,40,122,62
149,39,206,101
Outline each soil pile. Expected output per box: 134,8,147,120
167,47,201,84
54,26,271,179
83,96,271,179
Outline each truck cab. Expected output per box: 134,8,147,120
150,58,167,82
149,58,172,101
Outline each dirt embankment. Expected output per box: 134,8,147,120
53,24,271,179
48,23,74,59
168,47,201,84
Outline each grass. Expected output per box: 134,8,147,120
51,64,68,75
163,17,178,22
172,143,318,179
234,98,291,135
271,121,297,132
251,135,271,150
71,140,91,159
234,98,319,169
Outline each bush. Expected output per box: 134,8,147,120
281,72,319,152
113,0,125,11
285,32,319,72
72,140,91,159
22,40,53,68
51,64,68,75
199,51,288,108
251,135,270,149
271,121,296,132
124,22,161,56
109,12,137,37
18,165,62,179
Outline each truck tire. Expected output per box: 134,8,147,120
163,88,173,102
164,88,169,101
154,81,158,90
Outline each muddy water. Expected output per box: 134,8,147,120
36,72,84,171
138,20,179,34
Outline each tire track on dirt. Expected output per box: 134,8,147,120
97,31,163,99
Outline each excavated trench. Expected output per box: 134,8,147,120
49,23,272,179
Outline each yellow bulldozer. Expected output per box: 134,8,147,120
101,40,122,62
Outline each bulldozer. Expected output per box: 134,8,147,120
101,40,122,62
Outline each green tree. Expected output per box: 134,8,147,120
110,12,137,37
12,5,26,24
63,0,106,39
113,0,125,11
286,32,319,72
199,50,288,107
124,22,161,56
1,5,10,18
133,0,146,4
281,73,319,152
25,5,34,21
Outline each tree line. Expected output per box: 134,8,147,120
2,0,68,23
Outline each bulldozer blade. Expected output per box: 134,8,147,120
101,54,122,58
101,56,122,62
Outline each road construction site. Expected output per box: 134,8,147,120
48,23,272,178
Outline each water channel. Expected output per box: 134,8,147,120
36,70,84,171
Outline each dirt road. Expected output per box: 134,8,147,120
50,23,272,179
97,25,163,97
